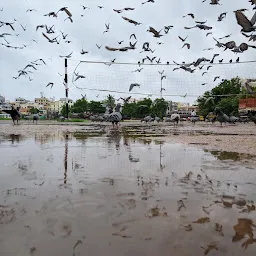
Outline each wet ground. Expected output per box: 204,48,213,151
1,132,256,255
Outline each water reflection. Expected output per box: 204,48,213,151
205,150,254,161
0,133,256,255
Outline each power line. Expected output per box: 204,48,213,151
68,59,256,66
70,83,252,98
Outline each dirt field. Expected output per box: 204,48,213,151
1,120,256,155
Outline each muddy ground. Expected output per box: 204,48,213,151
1,120,256,155
1,120,256,255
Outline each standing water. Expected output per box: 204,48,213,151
1,132,256,256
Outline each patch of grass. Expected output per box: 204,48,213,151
0,118,11,120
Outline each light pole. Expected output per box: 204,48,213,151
158,70,166,98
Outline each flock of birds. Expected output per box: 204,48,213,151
0,0,256,100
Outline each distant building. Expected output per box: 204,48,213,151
49,98,74,113
0,95,5,104
35,97,50,106
15,97,29,104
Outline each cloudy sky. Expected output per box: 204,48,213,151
0,0,256,104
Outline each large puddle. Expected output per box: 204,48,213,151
1,132,256,255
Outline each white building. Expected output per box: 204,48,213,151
49,98,74,113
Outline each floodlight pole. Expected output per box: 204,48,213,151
64,58,69,119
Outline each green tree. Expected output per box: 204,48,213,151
121,102,138,118
60,104,71,117
71,99,88,113
88,101,105,114
104,94,115,109
151,98,168,118
30,107,39,114
198,77,243,116
216,97,239,115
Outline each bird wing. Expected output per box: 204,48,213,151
42,32,51,41
235,11,252,29
148,26,158,35
251,10,256,25
184,26,195,29
105,46,119,51
122,16,130,21
129,84,134,92
8,23,15,30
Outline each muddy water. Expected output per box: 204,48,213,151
1,132,256,256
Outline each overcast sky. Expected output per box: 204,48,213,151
0,0,256,104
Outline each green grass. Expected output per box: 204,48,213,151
0,118,11,120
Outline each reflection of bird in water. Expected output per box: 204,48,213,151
108,133,122,151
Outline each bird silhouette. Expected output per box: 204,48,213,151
183,13,195,19
129,83,140,91
218,12,227,22
46,82,54,88
182,43,190,49
235,10,256,32
147,26,163,37
185,24,212,30
122,16,141,25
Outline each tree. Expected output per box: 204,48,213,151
30,107,39,114
121,102,138,118
198,77,243,116
216,97,239,115
71,99,88,113
151,98,168,118
60,104,70,117
88,101,105,114
104,94,115,109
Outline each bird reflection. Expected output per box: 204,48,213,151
159,142,165,171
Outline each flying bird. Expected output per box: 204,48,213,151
36,25,45,31
210,0,221,5
96,44,102,49
178,35,188,42
122,16,141,25
242,32,256,42
202,72,207,76
23,64,37,70
206,32,212,36
218,12,227,21
81,5,89,10
164,25,173,34
57,7,72,17
185,24,212,30
214,76,220,81
129,83,140,91
236,57,240,62
74,72,86,81
207,65,213,70
142,0,155,4
44,12,57,17
130,33,137,40
98,6,104,9
46,82,54,88
59,52,73,58
0,21,15,31
103,23,110,33
182,43,190,49
118,40,124,44
132,68,143,72
195,20,207,24
219,34,232,39
26,9,37,12
183,13,195,19
147,26,163,37
80,49,88,54
235,10,256,32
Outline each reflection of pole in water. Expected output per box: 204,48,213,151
64,134,68,184
159,143,165,171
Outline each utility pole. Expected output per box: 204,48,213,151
158,70,166,98
64,58,69,119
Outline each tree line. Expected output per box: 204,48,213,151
60,95,169,119
197,77,256,117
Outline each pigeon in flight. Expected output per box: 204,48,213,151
129,83,140,92
235,10,256,33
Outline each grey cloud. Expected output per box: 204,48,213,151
0,0,256,104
